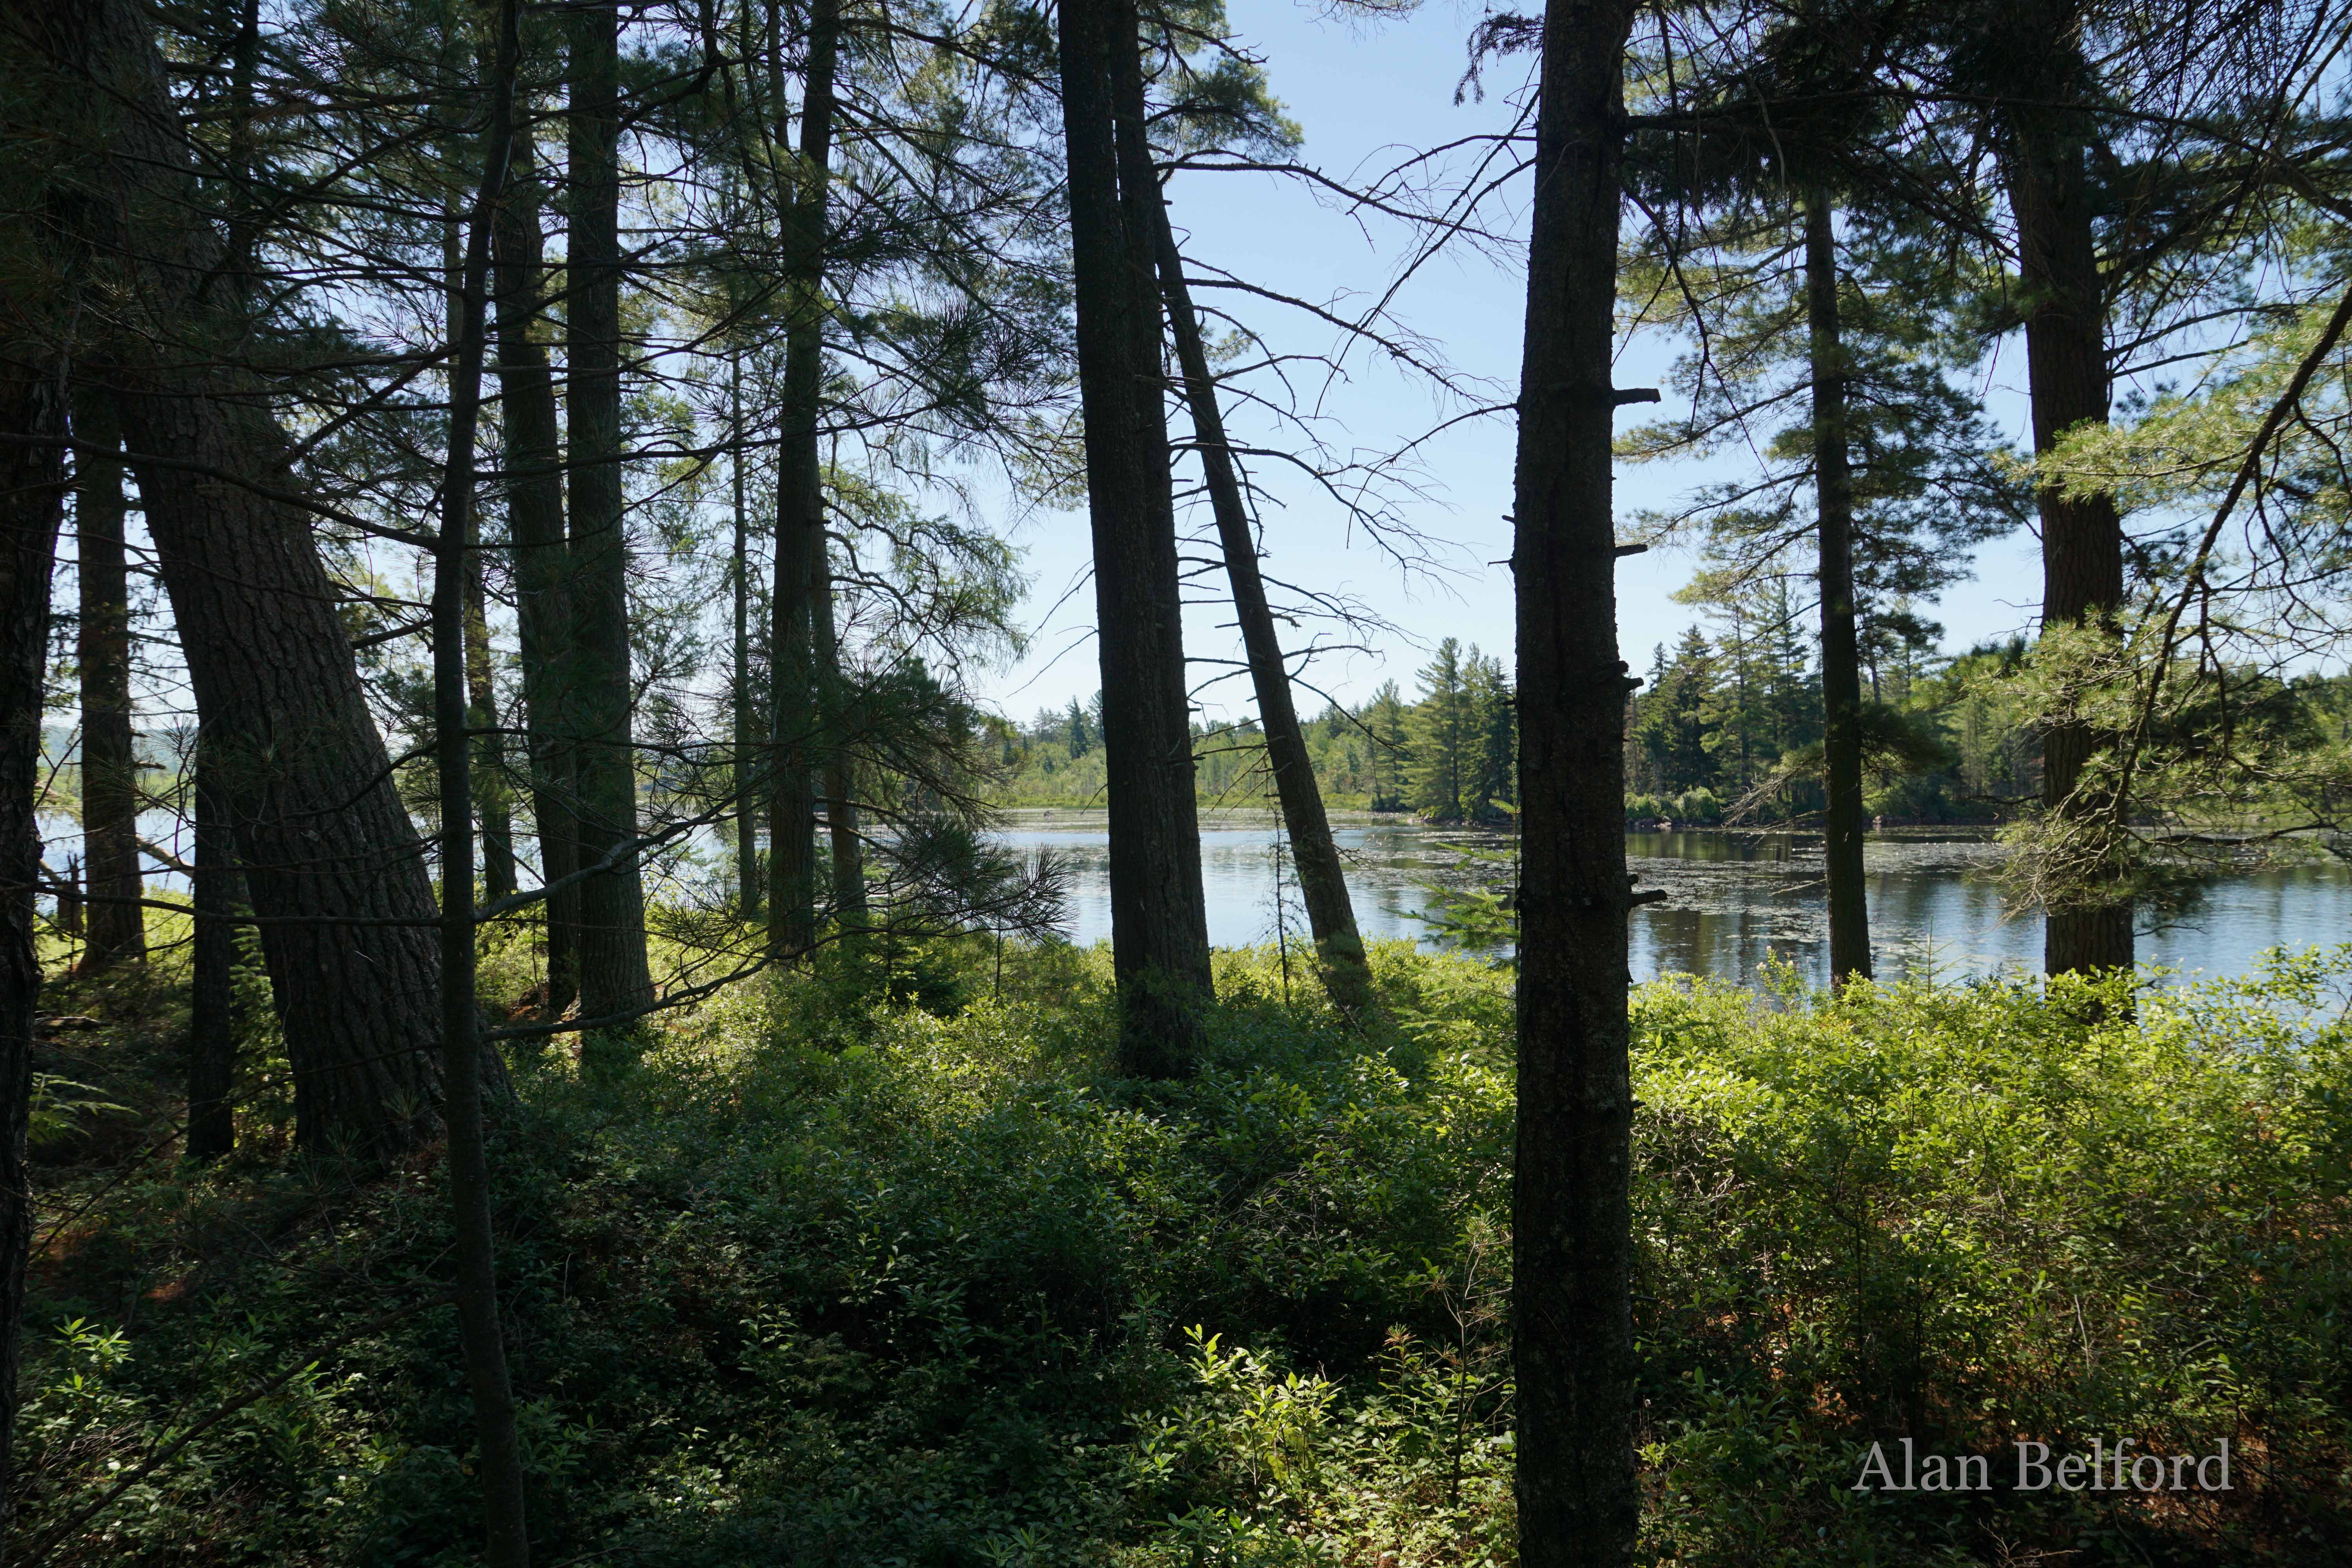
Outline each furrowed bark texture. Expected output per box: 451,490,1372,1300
491,134,581,1015
567,0,655,1031
435,0,532,1550
1060,0,1211,1075
768,0,841,957
1806,190,1871,985
1149,209,1372,1019
186,746,240,1160
71,383,146,969
23,0,494,1160
1509,0,1641,1563
2001,2,2132,975
0,349,67,1524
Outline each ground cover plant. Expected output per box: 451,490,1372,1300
16,934,2351,1565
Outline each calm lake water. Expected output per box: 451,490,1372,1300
43,804,2347,991
996,811,2352,987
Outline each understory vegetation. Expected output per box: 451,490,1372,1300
21,933,2352,1566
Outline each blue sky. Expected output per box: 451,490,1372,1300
971,0,2051,724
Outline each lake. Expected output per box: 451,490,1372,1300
995,810,2352,987
44,804,2347,990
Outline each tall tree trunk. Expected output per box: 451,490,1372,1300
1059,0,1212,1076
492,134,581,1016
445,216,517,907
730,346,760,918
23,0,503,1160
767,0,840,958
812,553,866,918
567,0,655,1037
1806,188,1871,985
2002,4,2132,975
467,510,517,900
0,347,68,1530
71,383,146,969
1509,1,1641,1563
186,743,240,1160
434,1,531,1552
1148,207,1373,1018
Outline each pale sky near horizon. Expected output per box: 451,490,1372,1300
969,0,2052,726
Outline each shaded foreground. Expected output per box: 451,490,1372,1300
18,932,2352,1565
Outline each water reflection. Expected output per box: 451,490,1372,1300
996,812,2352,987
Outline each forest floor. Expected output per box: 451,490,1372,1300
17,928,2352,1566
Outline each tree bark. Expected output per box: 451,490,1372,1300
1148,205,1373,1018
1806,188,1871,985
730,347,760,918
434,0,532,1552
445,211,517,907
467,505,517,901
0,345,68,1532
186,744,240,1160
491,133,581,1015
1060,0,1212,1076
812,550,866,919
70,383,146,969
567,0,655,1037
22,0,501,1160
767,0,840,958
2002,2,2132,975
1509,1,1641,1563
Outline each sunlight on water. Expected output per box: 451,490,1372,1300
996,811,2352,987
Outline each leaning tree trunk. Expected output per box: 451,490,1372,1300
0,345,68,1528
186,744,241,1160
567,0,656,1038
1060,0,1213,1076
492,133,581,1016
1147,206,1373,1018
1509,0,1642,1563
767,0,840,957
1805,188,1871,985
71,384,146,970
22,0,502,1160
2003,6,2132,976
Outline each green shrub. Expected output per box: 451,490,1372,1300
17,939,2352,1565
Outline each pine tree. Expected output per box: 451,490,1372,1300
1465,648,1517,819
1365,680,1411,811
1409,638,1472,821
1633,629,1722,798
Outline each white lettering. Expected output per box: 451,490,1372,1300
1956,1455,1989,1491
2015,1443,2052,1490
2132,1455,2164,1491
2198,1441,2232,1492
1854,1442,1898,1492
2057,1454,2087,1491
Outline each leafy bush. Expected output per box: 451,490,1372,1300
18,938,2352,1565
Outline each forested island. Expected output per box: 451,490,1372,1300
4,1,2352,1566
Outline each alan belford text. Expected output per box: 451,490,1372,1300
1851,1437,2234,1494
